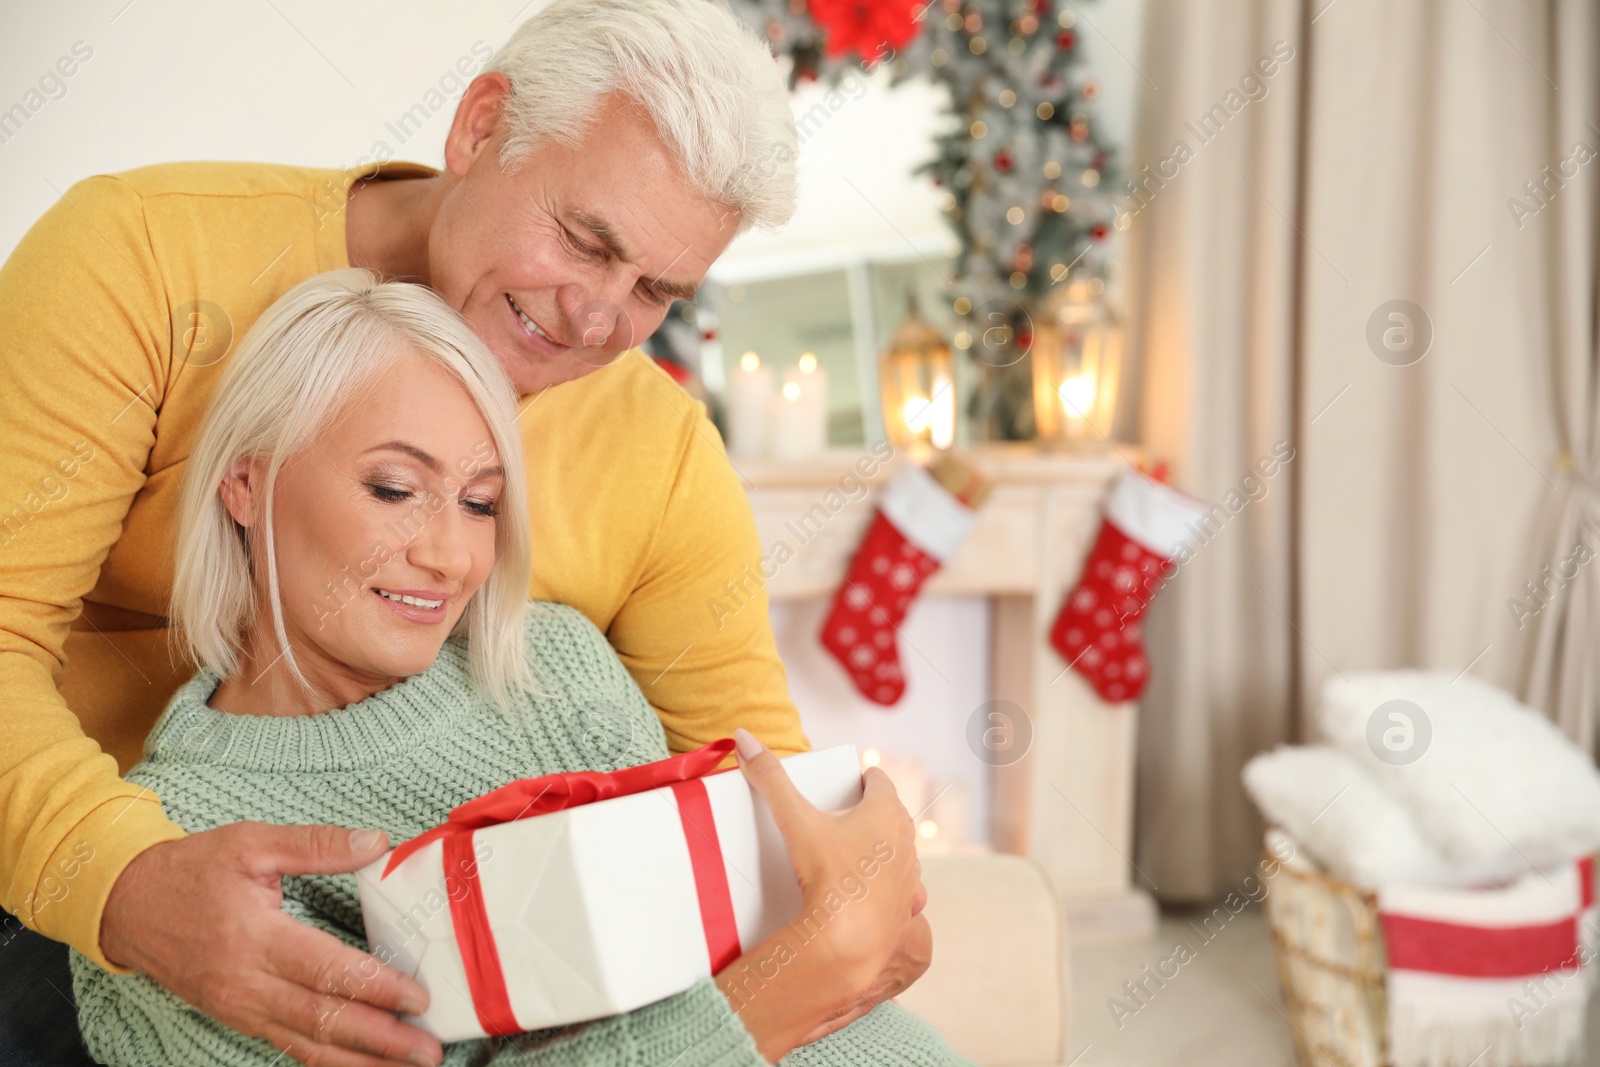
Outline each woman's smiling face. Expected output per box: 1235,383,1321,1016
223,352,506,698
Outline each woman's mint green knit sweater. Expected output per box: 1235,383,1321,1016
69,603,972,1067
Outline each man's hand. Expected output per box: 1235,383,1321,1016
100,822,443,1067
795,904,933,1045
717,728,932,1060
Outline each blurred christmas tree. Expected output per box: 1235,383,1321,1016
724,0,1123,438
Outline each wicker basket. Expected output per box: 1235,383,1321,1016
1261,842,1390,1067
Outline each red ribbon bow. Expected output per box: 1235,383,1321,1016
382,738,740,1036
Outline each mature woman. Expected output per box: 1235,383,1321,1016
69,270,967,1067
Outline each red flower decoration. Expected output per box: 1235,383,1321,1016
1057,30,1077,50
809,0,924,62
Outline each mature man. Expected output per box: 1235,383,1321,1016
0,2,829,1064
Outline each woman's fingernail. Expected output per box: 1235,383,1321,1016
350,829,387,852
734,728,765,762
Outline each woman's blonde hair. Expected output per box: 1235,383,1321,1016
173,268,533,709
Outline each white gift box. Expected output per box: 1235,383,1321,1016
356,744,864,1041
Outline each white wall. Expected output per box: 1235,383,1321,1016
711,68,954,282
0,1,525,255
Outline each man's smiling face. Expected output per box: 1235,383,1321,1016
429,79,739,394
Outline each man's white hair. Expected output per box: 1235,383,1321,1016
488,0,798,233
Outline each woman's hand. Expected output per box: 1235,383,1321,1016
100,822,443,1067
713,729,930,1061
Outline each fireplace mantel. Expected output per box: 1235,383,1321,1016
741,442,1156,943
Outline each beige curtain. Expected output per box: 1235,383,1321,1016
1126,0,1581,900
1518,2,1600,759
1122,0,1302,901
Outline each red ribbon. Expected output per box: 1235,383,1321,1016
382,738,740,1036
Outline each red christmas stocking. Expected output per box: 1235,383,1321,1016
1050,471,1208,703
820,460,983,705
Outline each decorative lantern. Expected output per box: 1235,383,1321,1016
879,295,957,451
1031,301,1123,447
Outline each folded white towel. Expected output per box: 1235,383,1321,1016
1318,671,1600,878
1381,858,1594,1067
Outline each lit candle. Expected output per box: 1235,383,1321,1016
769,380,811,460
774,351,828,459
792,351,829,422
902,394,931,435
900,779,977,858
899,376,955,451
1059,328,1103,441
1059,373,1096,423
726,350,772,460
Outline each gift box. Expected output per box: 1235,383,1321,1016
356,740,864,1041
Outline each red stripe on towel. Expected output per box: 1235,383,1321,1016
1381,913,1579,977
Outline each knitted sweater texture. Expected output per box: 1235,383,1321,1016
69,603,971,1067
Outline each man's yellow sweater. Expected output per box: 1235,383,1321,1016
0,160,807,970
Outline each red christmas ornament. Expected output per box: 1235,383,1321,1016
809,0,924,62
994,149,1014,173
1082,79,1101,100
1057,30,1077,50
1091,223,1109,240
